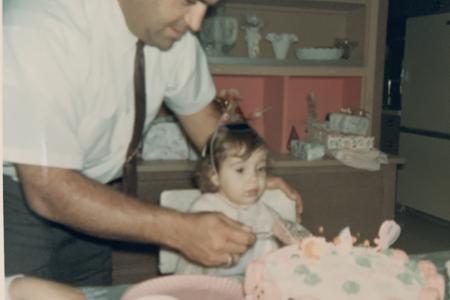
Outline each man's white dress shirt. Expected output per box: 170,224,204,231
4,0,215,183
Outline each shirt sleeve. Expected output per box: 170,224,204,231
4,15,85,169
162,33,216,116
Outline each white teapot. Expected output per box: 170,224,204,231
266,33,298,60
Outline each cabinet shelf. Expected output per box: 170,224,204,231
203,0,387,151
225,0,366,11
208,57,365,76
137,155,404,173
216,1,368,63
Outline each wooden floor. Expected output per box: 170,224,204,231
394,205,450,254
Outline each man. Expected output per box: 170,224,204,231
3,0,302,285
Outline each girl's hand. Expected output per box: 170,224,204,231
266,175,303,223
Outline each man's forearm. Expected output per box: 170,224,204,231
15,164,184,248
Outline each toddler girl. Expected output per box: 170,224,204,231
174,123,284,280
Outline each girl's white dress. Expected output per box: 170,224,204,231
174,193,280,280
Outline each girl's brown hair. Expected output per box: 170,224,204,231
195,124,268,193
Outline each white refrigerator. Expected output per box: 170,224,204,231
397,12,450,221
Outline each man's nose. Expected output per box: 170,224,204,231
184,2,208,32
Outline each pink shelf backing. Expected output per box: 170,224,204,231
214,75,361,153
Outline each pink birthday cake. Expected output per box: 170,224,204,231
244,221,445,300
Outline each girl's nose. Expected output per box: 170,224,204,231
247,171,259,183
184,2,207,32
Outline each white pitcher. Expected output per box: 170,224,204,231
200,16,238,56
266,33,298,60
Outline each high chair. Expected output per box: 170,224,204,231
158,189,296,274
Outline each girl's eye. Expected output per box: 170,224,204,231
235,167,244,174
185,0,198,5
257,166,267,173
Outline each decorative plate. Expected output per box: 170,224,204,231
121,275,244,300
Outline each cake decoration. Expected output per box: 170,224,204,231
374,219,401,251
244,220,446,300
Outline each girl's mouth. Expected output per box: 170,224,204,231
245,189,259,197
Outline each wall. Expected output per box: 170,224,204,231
214,76,361,153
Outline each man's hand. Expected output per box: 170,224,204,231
173,212,256,267
266,175,303,223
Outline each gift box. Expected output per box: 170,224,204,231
290,140,325,161
310,126,374,151
142,117,198,160
328,112,370,136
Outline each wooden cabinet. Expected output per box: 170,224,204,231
135,156,403,239
207,0,388,152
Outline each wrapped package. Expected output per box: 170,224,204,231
142,118,198,160
290,140,325,161
311,126,374,151
328,112,370,136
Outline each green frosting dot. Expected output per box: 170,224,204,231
342,281,360,294
403,261,424,285
396,272,414,285
405,260,418,271
304,273,321,285
294,264,309,275
355,256,372,268
382,249,394,256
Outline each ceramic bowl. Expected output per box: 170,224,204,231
296,47,343,60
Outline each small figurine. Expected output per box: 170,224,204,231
242,14,264,58
287,126,300,151
334,38,358,59
214,88,271,123
214,88,246,123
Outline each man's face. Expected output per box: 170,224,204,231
118,0,219,50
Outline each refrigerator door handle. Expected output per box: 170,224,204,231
400,126,450,140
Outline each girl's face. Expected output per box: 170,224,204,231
213,147,268,206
